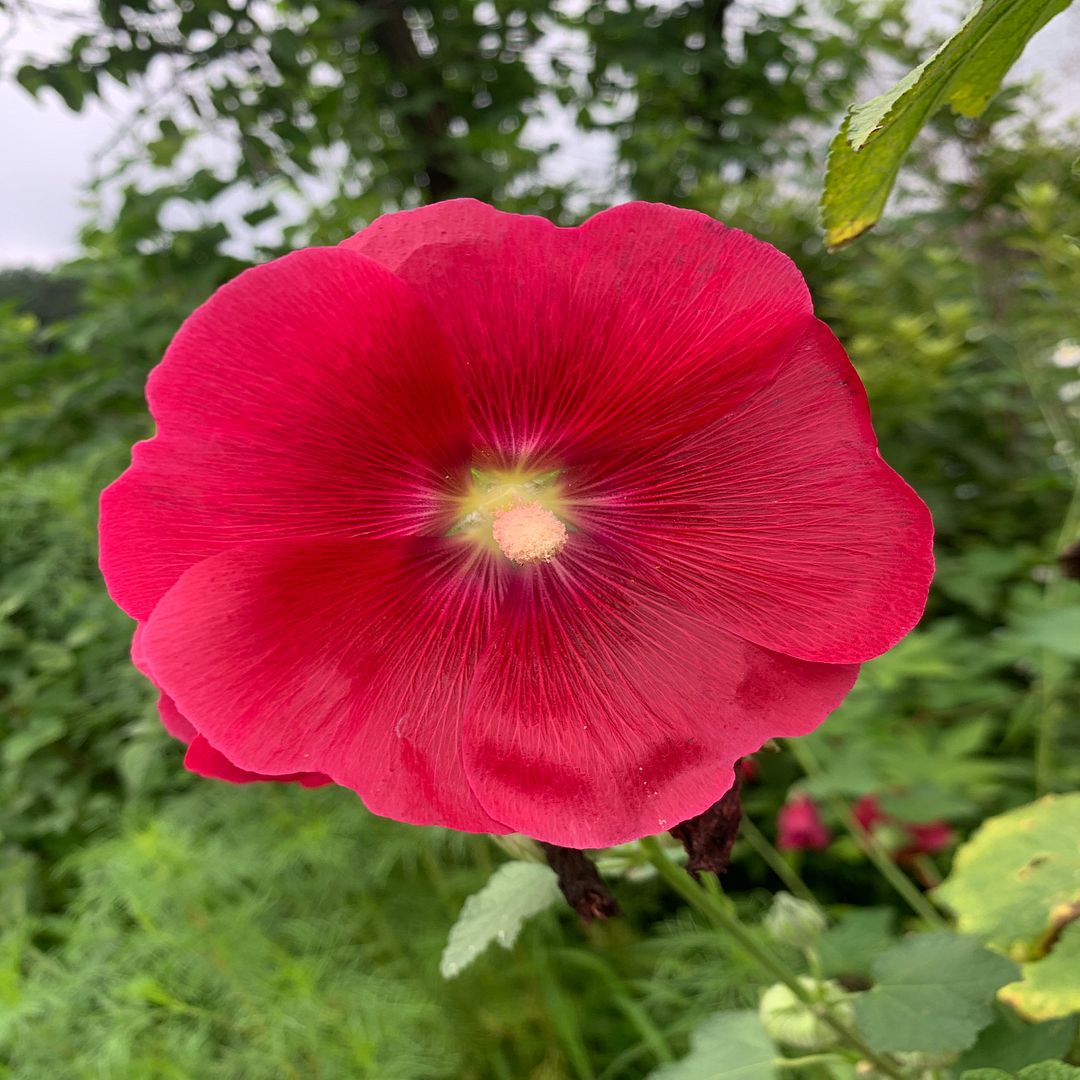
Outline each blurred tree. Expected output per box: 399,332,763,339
570,0,920,202
7,0,562,252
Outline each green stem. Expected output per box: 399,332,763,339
786,741,947,929
639,837,910,1080
775,1053,847,1069
531,939,596,1080
557,950,675,1066
739,813,822,908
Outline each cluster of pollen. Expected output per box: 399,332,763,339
492,503,568,565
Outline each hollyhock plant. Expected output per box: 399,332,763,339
99,199,933,849
777,795,832,852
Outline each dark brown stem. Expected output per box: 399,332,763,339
668,778,742,877
539,844,621,923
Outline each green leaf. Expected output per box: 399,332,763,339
439,862,562,979
852,931,1019,1053
242,203,279,227
148,119,184,169
648,1010,777,1080
818,908,897,981
1000,921,1080,1021
954,1003,1078,1072
935,793,1080,960
822,0,1071,248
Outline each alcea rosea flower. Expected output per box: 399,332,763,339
777,795,831,852
100,200,933,849
852,795,954,857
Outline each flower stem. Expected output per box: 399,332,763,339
638,837,910,1080
739,813,822,909
774,1053,846,1069
785,740,947,928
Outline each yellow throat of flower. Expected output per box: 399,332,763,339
452,467,569,566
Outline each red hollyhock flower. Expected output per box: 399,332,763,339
99,200,933,849
777,795,831,852
852,795,954,857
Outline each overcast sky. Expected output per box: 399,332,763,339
1,0,1078,267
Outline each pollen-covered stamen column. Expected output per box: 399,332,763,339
491,503,567,566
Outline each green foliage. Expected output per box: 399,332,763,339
852,932,1019,1053
647,1011,777,1080
2,787,470,1078
822,0,1074,247
440,861,562,979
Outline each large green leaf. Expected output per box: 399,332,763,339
817,908,897,981
648,1011,777,1080
935,793,1080,960
822,0,1072,248
852,932,1019,1052
954,1003,1078,1072
1009,606,1080,659
439,862,562,979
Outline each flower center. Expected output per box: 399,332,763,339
451,465,569,565
492,502,567,565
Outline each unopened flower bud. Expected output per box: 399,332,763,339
758,977,852,1052
764,892,827,951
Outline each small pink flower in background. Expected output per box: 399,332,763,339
777,795,831,851
904,821,954,855
100,199,934,848
852,794,887,834
852,795,954,858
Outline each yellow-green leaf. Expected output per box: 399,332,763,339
935,793,1080,961
822,0,1072,249
1001,922,1080,1021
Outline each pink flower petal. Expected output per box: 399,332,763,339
185,734,331,788
460,535,857,848
571,319,934,664
343,199,811,464
130,623,197,742
140,536,510,834
100,247,471,623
